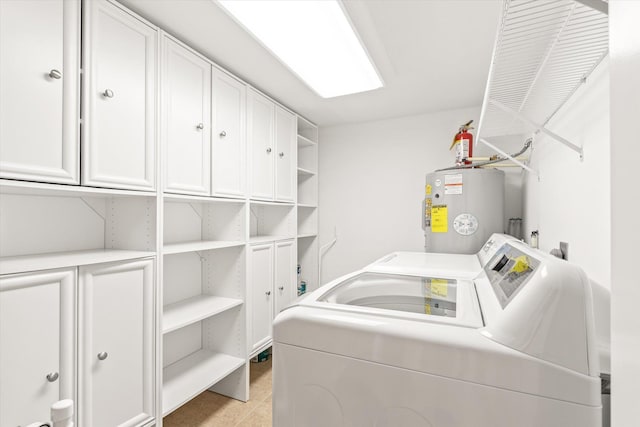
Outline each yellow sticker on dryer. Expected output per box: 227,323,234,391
431,205,448,233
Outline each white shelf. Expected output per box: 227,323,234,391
163,295,243,334
163,193,246,204
297,233,317,239
0,249,155,275
162,350,245,416
163,240,245,255
297,203,317,209
249,235,294,244
297,134,317,148
478,0,608,145
249,199,295,207
297,167,316,177
0,179,156,198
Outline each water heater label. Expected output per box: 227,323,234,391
431,205,448,233
444,173,463,195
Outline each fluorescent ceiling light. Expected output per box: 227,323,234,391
216,0,383,98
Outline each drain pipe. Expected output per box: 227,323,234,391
319,227,337,286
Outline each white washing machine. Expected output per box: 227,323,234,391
273,235,605,427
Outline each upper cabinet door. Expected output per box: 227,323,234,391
248,89,275,200
82,0,157,191
275,106,296,202
0,268,75,427
79,259,154,427
0,0,79,184
163,37,211,196
212,69,246,198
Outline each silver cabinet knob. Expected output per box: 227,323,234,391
97,352,108,361
46,372,59,382
219,130,227,137
278,286,284,291
266,147,272,154
49,69,62,79
196,123,204,130
102,89,114,98
279,152,284,158
265,291,271,296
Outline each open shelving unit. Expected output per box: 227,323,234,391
161,194,248,411
0,180,157,273
476,0,609,174
296,116,319,292
249,200,296,243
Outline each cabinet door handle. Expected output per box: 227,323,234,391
278,286,284,291
279,152,284,158
265,291,271,296
266,147,272,154
97,352,108,361
49,69,62,79
46,372,59,382
102,89,114,98
219,130,227,137
197,123,204,130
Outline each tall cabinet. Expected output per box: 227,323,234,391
0,0,319,425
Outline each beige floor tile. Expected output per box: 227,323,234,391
235,400,272,427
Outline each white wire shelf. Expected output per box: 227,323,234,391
477,0,608,160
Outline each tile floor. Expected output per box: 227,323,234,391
163,358,273,427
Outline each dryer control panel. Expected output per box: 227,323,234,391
484,244,540,308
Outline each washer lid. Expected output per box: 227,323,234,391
368,252,482,279
310,272,483,328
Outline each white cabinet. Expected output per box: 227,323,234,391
0,0,80,184
275,106,296,201
212,69,247,198
249,243,274,355
0,268,75,427
248,89,275,200
163,37,211,196
82,0,157,191
248,89,296,202
248,239,296,356
78,259,154,427
274,239,297,315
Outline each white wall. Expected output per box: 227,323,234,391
318,106,526,283
522,60,610,289
610,2,640,425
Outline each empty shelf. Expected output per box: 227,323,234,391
0,249,155,275
0,179,156,198
297,167,316,177
163,241,245,255
297,203,317,209
297,134,317,147
249,235,294,244
163,193,246,204
163,295,243,334
163,350,245,416
297,233,317,239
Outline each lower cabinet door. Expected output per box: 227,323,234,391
249,243,274,354
78,258,154,427
0,268,75,427
274,239,296,316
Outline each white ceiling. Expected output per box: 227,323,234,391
119,0,502,127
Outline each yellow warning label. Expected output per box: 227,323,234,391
430,279,448,297
431,206,448,233
426,184,432,195
512,255,530,273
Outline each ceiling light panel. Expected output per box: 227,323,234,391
216,0,383,98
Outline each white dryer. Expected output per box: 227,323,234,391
273,236,604,427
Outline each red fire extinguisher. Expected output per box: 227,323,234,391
450,120,474,165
